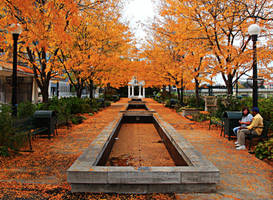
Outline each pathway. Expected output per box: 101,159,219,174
146,99,273,200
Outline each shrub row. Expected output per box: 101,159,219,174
16,97,112,125
154,92,205,111
158,95,272,131
254,138,273,160
0,104,28,156
0,97,111,156
215,96,273,130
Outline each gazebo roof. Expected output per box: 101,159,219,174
138,81,145,86
128,77,145,86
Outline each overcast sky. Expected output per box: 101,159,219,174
122,0,157,46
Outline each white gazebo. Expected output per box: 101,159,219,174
128,77,145,99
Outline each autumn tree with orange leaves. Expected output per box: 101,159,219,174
142,12,211,105
160,0,273,95
0,0,133,101
58,0,133,98
0,0,85,102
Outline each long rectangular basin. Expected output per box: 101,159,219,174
67,111,219,193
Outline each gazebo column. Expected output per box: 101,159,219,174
139,85,141,97
132,86,134,97
143,87,145,98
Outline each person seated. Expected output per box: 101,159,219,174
234,107,253,144
236,107,263,150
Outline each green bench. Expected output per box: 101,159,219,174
246,121,270,150
96,98,105,108
165,98,179,108
209,117,224,136
13,117,50,152
170,99,179,108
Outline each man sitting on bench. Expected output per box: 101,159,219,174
236,107,263,150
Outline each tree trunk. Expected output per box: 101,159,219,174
162,85,166,93
177,87,181,101
168,85,171,96
76,88,82,98
195,78,200,107
105,83,111,99
226,77,233,96
89,80,94,99
224,74,234,106
180,88,184,106
180,79,184,106
56,81,59,99
27,47,51,103
104,87,107,99
41,86,49,103
223,73,234,96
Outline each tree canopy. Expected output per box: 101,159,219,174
1,0,272,102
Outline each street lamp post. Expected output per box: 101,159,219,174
248,24,261,108
11,23,22,117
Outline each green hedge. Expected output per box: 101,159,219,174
37,97,107,126
215,97,273,130
0,104,28,156
184,96,205,110
255,138,273,160
17,101,37,118
0,97,109,156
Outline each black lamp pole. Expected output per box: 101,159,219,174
12,33,19,117
57,81,59,98
252,34,258,108
235,72,238,98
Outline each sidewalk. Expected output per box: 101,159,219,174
146,99,273,200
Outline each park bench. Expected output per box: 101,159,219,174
96,98,105,108
13,117,50,152
33,110,57,139
208,116,224,136
169,98,179,108
246,120,270,150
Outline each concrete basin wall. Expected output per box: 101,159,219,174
126,103,148,110
67,108,219,193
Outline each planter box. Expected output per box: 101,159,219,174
204,96,217,112
181,108,201,117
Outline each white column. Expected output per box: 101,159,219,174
32,78,38,103
139,85,141,97
132,86,134,97
128,86,130,98
48,80,52,98
143,87,145,98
